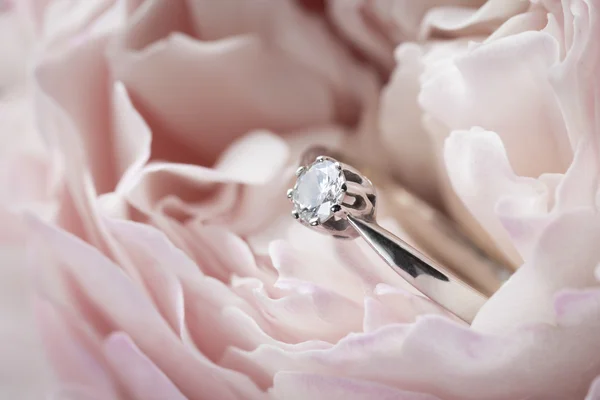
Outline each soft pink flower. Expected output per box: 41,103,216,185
2,0,600,399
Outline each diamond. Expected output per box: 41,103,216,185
291,159,345,224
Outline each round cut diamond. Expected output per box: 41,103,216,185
292,159,345,224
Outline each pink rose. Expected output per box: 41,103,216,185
2,0,600,399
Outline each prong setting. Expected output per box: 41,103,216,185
335,162,342,171
341,183,348,192
331,204,342,214
289,157,347,227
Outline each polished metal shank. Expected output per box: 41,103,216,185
291,147,488,323
347,215,486,322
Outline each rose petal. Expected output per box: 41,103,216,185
444,128,551,263
47,386,107,400
125,131,290,236
183,277,270,363
421,30,570,178
184,223,275,283
473,210,600,331
184,0,368,123
28,216,264,400
36,33,117,194
363,284,455,331
103,332,186,400
0,246,52,399
238,302,600,399
486,8,549,42
103,218,191,337
33,88,111,254
272,372,442,400
326,0,395,71
41,0,121,50
111,81,151,195
34,297,118,399
257,277,363,342
0,1,34,88
379,43,441,204
586,376,600,400
549,0,600,147
420,0,528,39
110,0,367,166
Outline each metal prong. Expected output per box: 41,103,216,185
335,162,342,170
341,183,348,192
309,218,319,226
292,211,300,219
287,189,294,199
296,166,306,176
316,156,326,162
331,204,342,213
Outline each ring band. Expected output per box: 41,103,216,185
287,147,488,323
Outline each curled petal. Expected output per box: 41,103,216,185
326,0,396,71
421,30,569,177
473,210,600,331
269,237,366,301
420,0,528,39
103,218,189,337
445,128,550,264
28,216,264,400
586,376,600,400
111,0,368,166
363,284,455,332
34,298,118,399
271,372,442,400
554,120,600,212
237,304,600,399
47,386,107,400
379,43,441,204
125,131,290,235
111,82,151,195
103,332,187,400
36,33,118,195
549,0,600,147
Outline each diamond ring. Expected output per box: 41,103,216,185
287,148,488,323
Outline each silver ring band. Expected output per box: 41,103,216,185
288,147,488,323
